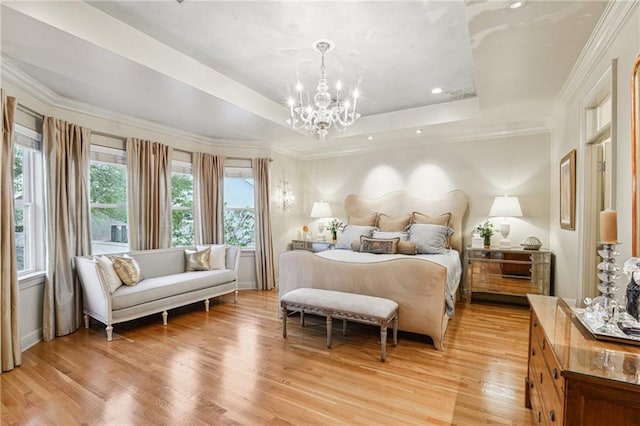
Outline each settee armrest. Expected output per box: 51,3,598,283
75,256,112,323
225,246,241,280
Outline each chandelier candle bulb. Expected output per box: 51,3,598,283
600,209,618,243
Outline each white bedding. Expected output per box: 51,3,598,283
316,249,462,315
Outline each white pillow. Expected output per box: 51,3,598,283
335,225,377,249
197,244,227,270
95,255,122,293
372,231,409,241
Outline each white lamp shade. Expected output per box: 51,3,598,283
488,196,523,217
310,201,333,218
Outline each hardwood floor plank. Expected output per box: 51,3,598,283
2,290,535,425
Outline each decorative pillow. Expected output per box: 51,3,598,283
377,214,411,232
196,244,227,270
185,247,211,272
95,255,122,293
373,231,409,241
411,212,451,227
359,236,400,254
112,255,144,286
397,240,417,255
408,224,454,254
335,225,377,249
351,239,362,251
348,213,378,226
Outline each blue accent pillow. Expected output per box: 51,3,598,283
408,224,453,254
335,225,377,249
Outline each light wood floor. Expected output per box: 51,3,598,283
2,290,535,425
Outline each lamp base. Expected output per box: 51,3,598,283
499,238,512,249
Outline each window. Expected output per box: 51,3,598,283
13,125,44,275
171,160,193,247
224,167,255,248
90,146,128,254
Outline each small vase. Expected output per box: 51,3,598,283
331,230,337,242
626,276,640,320
483,235,490,249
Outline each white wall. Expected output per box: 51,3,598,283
277,132,551,257
549,4,640,299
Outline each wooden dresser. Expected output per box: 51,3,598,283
526,295,640,425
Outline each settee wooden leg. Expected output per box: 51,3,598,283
162,310,168,325
234,289,238,303
326,315,333,348
106,325,113,341
84,314,89,329
204,299,210,312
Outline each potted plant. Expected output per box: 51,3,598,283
474,220,496,249
325,219,345,242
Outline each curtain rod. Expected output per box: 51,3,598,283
17,103,43,119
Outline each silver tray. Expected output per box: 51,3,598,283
571,307,640,346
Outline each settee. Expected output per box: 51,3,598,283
75,246,240,341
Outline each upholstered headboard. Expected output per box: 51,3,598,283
344,190,468,253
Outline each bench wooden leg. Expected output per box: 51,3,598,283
392,316,398,347
326,315,333,348
204,299,210,312
282,306,288,338
300,310,305,326
106,325,113,341
380,323,388,362
342,319,347,335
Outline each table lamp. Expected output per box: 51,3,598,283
489,195,523,249
310,201,333,241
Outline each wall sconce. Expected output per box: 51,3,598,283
279,180,295,212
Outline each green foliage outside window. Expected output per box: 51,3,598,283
171,173,193,247
224,206,254,247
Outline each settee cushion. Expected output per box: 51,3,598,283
111,269,235,310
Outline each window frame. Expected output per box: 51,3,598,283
171,159,194,247
224,165,256,249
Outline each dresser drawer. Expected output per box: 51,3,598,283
291,241,310,250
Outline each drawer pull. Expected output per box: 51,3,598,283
529,379,534,389
549,410,556,422
552,368,558,379
533,320,538,327
540,372,543,384
537,411,542,423
542,340,546,350
531,348,536,356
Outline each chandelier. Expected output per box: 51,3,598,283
286,40,361,140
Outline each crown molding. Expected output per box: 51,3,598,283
546,0,639,130
1,57,272,152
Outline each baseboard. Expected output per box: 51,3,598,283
237,281,257,290
21,328,42,352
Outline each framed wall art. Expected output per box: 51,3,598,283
560,149,576,230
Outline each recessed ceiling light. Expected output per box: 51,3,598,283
431,88,443,94
416,129,423,134
367,136,374,140
509,0,524,9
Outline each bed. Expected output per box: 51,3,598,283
278,190,468,350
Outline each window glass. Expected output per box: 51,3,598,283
90,146,128,254
13,126,44,276
171,167,193,247
224,167,255,247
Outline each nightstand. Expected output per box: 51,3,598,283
290,239,334,252
465,247,552,300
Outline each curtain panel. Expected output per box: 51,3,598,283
0,91,21,371
42,117,92,341
126,138,172,250
193,152,224,245
252,158,275,290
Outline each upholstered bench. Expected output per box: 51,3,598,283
280,288,398,361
